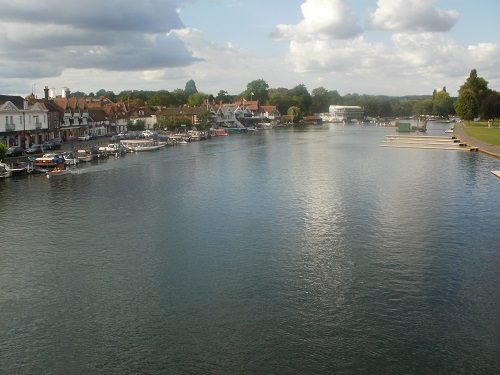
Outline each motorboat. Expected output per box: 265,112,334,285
88,147,109,159
46,167,71,179
62,151,79,165
77,150,93,162
121,139,162,152
6,161,33,176
99,143,128,155
32,153,66,173
0,162,12,178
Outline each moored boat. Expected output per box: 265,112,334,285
77,150,93,162
99,143,128,155
121,139,162,152
214,129,229,136
0,162,12,178
32,153,66,173
7,161,33,176
62,151,79,165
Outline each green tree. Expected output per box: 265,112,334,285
480,91,500,124
433,90,454,117
311,87,331,113
171,89,188,107
184,79,198,96
95,89,116,102
413,98,433,116
458,69,489,109
128,120,145,131
343,93,360,106
72,91,86,98
188,92,207,107
268,88,293,115
454,88,479,123
0,143,6,161
243,79,269,104
287,106,302,123
289,84,312,115
149,91,173,107
197,110,213,130
214,90,232,104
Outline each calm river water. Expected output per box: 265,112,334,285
1,124,499,374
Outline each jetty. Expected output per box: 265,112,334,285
380,134,478,151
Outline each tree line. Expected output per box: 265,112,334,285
70,71,499,122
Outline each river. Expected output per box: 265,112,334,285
1,123,499,373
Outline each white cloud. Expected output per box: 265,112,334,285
271,0,362,42
368,0,459,32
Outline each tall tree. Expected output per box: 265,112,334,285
184,79,198,95
480,91,500,124
311,87,331,113
433,90,454,117
454,88,479,123
289,84,312,115
243,79,269,104
215,90,232,104
413,98,433,116
268,88,293,116
287,106,302,123
458,69,489,109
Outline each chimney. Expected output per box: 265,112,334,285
44,86,49,100
65,88,71,98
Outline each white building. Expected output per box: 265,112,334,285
328,105,364,122
0,95,49,149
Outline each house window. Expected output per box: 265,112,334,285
4,116,7,125
33,115,39,124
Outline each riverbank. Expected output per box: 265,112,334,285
454,124,500,158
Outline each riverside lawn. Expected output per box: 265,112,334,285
463,122,500,146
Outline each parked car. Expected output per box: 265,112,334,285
26,144,44,154
43,139,61,150
78,134,90,141
51,138,62,149
109,135,121,143
89,133,97,140
6,146,25,157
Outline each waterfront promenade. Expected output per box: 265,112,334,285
454,124,500,159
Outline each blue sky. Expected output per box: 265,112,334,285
0,0,499,98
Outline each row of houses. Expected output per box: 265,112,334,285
1,87,281,149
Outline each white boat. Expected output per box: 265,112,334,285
62,151,79,165
99,143,128,155
77,150,93,162
121,139,162,152
46,167,71,178
0,162,12,178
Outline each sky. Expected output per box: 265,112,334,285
0,0,499,98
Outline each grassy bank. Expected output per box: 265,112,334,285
463,122,500,146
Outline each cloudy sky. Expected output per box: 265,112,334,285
1,0,499,98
